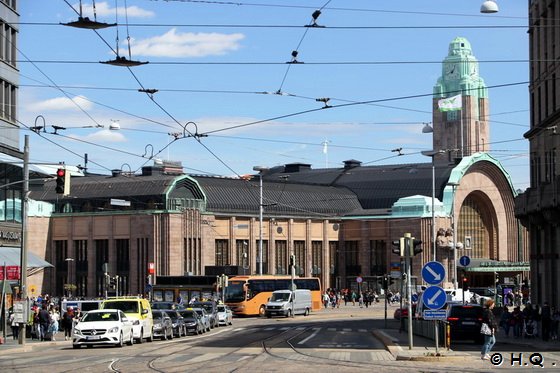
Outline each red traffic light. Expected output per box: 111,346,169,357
56,168,65,177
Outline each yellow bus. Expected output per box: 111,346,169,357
224,275,322,316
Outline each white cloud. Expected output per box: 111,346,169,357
130,28,245,58
69,129,127,143
30,95,93,112
79,1,154,18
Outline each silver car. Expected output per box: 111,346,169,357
192,307,211,332
72,309,134,348
217,304,233,326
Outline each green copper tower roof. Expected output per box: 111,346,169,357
434,37,488,100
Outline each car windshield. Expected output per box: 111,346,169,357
449,306,483,318
194,310,204,317
217,306,226,312
270,293,290,302
82,312,119,322
103,301,139,313
152,311,165,320
167,312,179,321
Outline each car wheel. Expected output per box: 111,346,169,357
72,344,80,349
304,308,310,316
137,328,144,344
286,309,292,318
147,329,154,343
117,332,124,348
259,305,266,317
128,331,134,346
229,319,232,326
169,329,174,340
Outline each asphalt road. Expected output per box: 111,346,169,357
2,305,560,372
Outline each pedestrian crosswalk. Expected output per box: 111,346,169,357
246,326,372,333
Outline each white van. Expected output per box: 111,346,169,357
265,289,312,318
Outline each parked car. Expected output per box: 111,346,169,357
192,307,211,332
216,304,233,326
152,310,174,340
180,309,205,335
165,309,187,337
72,309,134,349
191,301,218,328
446,303,484,343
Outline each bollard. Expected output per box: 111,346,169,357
446,323,450,349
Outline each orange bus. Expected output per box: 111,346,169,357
224,275,322,316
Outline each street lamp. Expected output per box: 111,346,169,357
480,0,499,13
446,182,460,290
253,166,269,275
421,149,445,262
65,258,75,297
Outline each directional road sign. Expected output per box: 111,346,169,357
421,261,446,285
459,255,471,267
411,294,418,303
422,285,447,310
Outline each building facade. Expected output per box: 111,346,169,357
25,37,528,300
515,0,560,306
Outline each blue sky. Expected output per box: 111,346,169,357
18,1,529,190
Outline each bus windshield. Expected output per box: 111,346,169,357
224,282,245,302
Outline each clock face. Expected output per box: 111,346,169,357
445,63,459,79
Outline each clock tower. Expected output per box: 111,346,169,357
432,37,489,163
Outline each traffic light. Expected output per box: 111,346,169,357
56,168,65,194
462,270,468,291
109,277,117,289
411,238,423,256
391,238,405,256
289,254,295,269
495,271,500,284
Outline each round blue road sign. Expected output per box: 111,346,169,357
459,255,471,267
421,261,446,285
422,285,447,310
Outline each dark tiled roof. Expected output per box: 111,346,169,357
192,175,363,217
31,172,179,202
262,162,454,210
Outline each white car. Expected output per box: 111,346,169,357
73,309,134,348
217,304,233,326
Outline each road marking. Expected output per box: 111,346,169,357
233,328,245,332
279,327,290,330
264,327,275,331
342,328,352,332
327,327,336,331
297,327,321,345
358,329,367,332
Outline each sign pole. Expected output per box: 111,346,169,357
405,233,413,349
18,136,29,346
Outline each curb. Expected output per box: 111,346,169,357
372,329,402,358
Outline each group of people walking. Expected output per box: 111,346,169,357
322,288,381,309
8,298,81,342
481,299,559,360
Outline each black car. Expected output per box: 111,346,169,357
152,310,174,340
446,304,484,343
165,309,187,337
190,301,218,328
180,309,204,335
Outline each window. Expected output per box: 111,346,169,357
236,240,249,269
215,239,229,266
345,241,360,275
275,240,287,274
311,241,322,276
370,240,386,275
294,240,305,276
116,239,130,272
255,239,268,274
329,241,338,275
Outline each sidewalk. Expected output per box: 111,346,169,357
0,331,70,353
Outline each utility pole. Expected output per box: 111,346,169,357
18,135,29,345
405,233,413,349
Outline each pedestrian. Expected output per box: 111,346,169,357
551,307,560,341
8,309,19,340
49,306,60,341
61,306,74,340
481,299,498,360
499,306,512,337
351,291,357,306
38,304,51,341
542,302,552,341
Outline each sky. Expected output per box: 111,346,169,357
17,1,530,191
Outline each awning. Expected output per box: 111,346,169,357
0,247,53,268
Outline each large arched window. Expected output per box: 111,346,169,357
458,193,494,259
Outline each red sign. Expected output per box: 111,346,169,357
148,262,155,274
0,266,20,280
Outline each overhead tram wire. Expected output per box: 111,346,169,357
149,0,527,20
59,0,248,179
203,81,529,135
